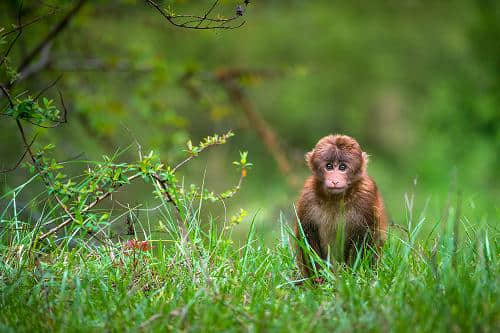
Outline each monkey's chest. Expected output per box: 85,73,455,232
317,213,344,259
314,207,369,259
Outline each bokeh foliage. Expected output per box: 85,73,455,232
0,2,499,331
1,0,499,238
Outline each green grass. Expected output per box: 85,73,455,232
0,186,498,332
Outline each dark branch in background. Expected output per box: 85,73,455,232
13,0,87,84
49,57,153,73
0,0,249,97
34,74,62,100
0,1,23,68
180,68,300,188
217,70,299,187
57,88,68,122
0,9,59,38
0,0,86,100
195,0,219,28
0,84,14,107
0,0,250,242
0,132,38,174
146,0,246,30
19,42,52,81
0,77,67,173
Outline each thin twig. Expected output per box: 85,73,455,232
1,9,59,38
58,151,85,164
152,174,187,237
196,0,219,28
151,174,194,273
11,113,79,241
0,133,38,174
172,156,195,174
34,74,62,100
57,88,68,123
0,1,23,68
172,138,230,174
15,118,80,228
38,173,143,240
15,0,87,82
0,84,14,107
146,0,245,30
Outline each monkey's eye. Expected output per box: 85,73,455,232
325,163,334,170
338,163,347,171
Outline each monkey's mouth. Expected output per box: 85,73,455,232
325,186,347,194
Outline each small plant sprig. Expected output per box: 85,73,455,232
186,131,234,156
1,92,67,129
0,56,20,84
227,208,247,229
5,96,59,124
2,70,248,244
233,151,253,178
0,2,252,250
173,150,252,205
173,130,235,173
33,131,249,242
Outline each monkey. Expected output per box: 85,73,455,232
295,134,387,279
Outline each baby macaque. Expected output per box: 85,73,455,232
295,134,387,278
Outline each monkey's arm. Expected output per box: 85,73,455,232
372,191,388,256
295,218,324,278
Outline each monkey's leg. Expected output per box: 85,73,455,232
296,220,325,279
373,192,388,259
345,229,381,266
342,224,371,266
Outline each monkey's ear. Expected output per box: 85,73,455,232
361,152,370,173
305,151,314,169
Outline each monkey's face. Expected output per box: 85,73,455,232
306,135,366,195
320,160,351,194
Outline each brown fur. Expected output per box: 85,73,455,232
295,134,387,278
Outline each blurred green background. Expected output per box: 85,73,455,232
1,0,499,240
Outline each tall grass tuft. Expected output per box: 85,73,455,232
1,178,498,332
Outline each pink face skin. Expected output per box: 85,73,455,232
322,161,349,194
306,135,366,196
309,155,360,196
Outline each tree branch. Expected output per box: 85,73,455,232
0,84,14,107
145,0,245,30
0,9,59,38
0,132,38,174
18,42,52,81
38,173,143,241
14,0,87,84
180,67,299,187
0,1,23,68
221,80,298,187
